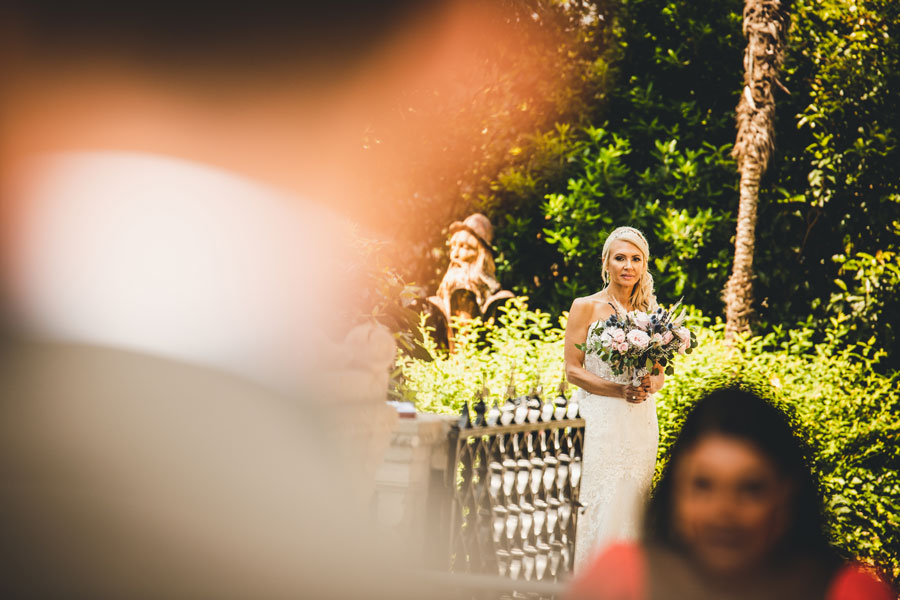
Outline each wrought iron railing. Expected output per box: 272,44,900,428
445,382,584,596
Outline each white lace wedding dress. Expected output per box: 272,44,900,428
573,321,659,571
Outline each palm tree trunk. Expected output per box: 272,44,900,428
724,0,789,343
725,163,761,339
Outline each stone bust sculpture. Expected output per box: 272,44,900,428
427,213,514,348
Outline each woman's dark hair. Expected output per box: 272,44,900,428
645,387,836,559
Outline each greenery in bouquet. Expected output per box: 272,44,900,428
576,302,698,384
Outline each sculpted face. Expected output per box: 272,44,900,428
606,239,644,287
672,434,792,577
449,230,481,268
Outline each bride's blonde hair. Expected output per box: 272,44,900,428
601,226,656,312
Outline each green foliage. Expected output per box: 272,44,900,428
660,331,900,583
364,0,619,288
658,314,900,584
397,298,567,414
401,305,899,582
489,126,737,315
363,0,899,369
721,332,900,584
826,244,900,362
755,0,900,359
483,0,743,316
473,0,900,365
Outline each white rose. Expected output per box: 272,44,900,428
632,312,651,330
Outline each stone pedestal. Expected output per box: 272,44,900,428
373,413,455,566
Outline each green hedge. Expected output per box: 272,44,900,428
399,297,567,415
398,301,900,583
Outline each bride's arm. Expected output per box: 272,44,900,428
564,299,632,399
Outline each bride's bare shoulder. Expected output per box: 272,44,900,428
570,292,601,312
569,292,615,323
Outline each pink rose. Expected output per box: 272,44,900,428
617,342,629,353
626,330,650,349
609,327,626,343
651,333,663,346
662,330,674,344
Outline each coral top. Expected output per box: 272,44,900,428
567,543,894,600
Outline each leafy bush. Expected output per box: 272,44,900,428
398,297,567,415
400,301,899,584
658,321,900,584
825,246,900,368
485,11,742,317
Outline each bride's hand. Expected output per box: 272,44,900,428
643,370,664,394
639,374,652,391
623,383,649,403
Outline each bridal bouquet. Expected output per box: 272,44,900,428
576,301,697,386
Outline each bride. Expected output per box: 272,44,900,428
564,226,665,571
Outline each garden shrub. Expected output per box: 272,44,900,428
658,320,900,584
399,297,567,415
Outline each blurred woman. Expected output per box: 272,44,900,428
567,387,894,600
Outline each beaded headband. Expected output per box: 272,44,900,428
605,226,648,248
